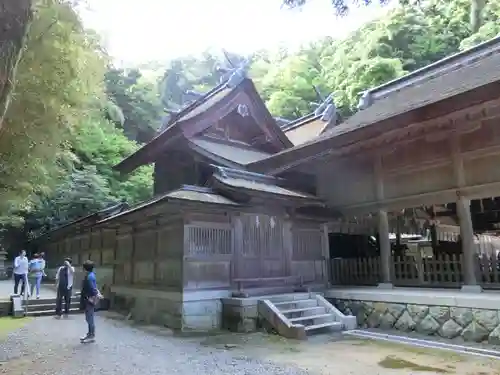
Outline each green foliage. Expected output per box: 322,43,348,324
0,0,106,224
255,0,497,118
104,68,163,143
71,116,153,205
0,0,154,238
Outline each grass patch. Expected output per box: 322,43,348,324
0,317,30,339
378,356,451,373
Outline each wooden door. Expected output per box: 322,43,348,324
237,214,288,279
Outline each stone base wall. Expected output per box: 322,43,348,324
0,300,10,316
110,286,223,331
331,298,500,344
221,298,262,332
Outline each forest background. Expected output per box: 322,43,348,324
0,0,498,252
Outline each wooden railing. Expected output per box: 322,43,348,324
330,254,500,289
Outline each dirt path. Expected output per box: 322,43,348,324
1,313,500,375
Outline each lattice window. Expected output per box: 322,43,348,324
186,224,232,256
293,229,323,261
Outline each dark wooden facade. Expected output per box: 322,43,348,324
35,72,331,298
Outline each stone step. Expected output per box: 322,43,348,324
273,299,318,310
265,293,311,303
289,313,334,326
280,306,326,319
22,297,79,306
26,307,82,317
22,302,80,312
303,321,343,332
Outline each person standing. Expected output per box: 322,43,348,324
28,253,45,299
79,260,101,343
55,258,74,318
40,252,47,277
13,250,29,296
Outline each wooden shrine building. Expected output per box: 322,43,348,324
248,36,500,343
33,68,335,331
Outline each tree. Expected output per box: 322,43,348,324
0,0,34,128
283,0,487,33
22,166,115,239
0,0,107,225
104,68,163,143
71,115,153,205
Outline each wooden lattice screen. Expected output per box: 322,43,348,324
185,223,232,257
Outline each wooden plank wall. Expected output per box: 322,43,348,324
43,216,185,291
44,211,327,292
291,221,326,284
183,212,233,290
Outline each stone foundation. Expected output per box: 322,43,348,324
221,298,260,332
0,300,10,316
110,286,225,331
331,298,500,344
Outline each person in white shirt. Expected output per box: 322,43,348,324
55,258,75,318
40,252,47,277
13,250,29,295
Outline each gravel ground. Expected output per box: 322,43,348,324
0,314,311,375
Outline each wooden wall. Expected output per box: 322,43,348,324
183,212,233,290
42,209,327,293
291,221,326,284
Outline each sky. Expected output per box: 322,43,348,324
80,0,390,66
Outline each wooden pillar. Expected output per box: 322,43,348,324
130,225,136,286
374,154,393,288
321,224,331,287
378,209,393,287
112,228,118,285
457,195,481,292
451,134,481,292
153,220,159,285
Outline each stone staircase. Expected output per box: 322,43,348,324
258,292,357,340
21,296,81,317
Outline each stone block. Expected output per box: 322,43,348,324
182,300,221,316
387,303,406,320
473,309,499,332
394,311,416,331
0,301,11,317
488,325,500,345
429,306,450,325
238,318,257,333
366,311,381,328
379,312,397,329
461,321,489,342
183,314,219,330
438,319,463,339
416,315,440,335
372,302,389,314
450,307,473,327
407,304,429,324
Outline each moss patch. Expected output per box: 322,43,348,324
378,356,451,373
0,317,30,339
